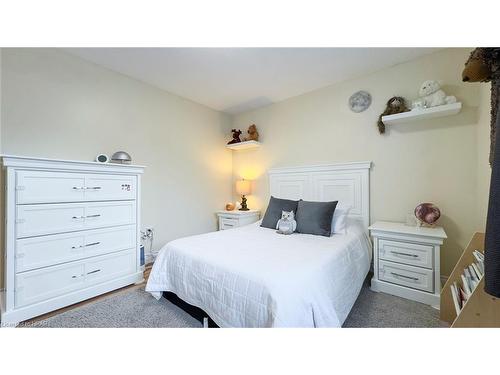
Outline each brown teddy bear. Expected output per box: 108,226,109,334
244,124,259,142
462,48,500,165
377,96,409,134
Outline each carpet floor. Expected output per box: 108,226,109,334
26,281,447,328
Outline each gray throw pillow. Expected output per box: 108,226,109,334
261,196,299,229
295,200,338,236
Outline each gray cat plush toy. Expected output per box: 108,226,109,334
276,210,297,235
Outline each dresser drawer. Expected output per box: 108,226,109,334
15,261,86,308
16,201,136,238
378,239,433,269
16,225,136,273
379,260,434,293
83,174,136,202
15,249,136,308
220,218,238,230
84,248,136,287
16,171,136,204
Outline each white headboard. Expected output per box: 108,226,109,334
268,161,372,230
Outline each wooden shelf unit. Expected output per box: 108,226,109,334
440,232,500,327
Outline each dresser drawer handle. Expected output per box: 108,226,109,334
87,269,101,275
71,274,84,279
72,186,85,190
390,272,419,281
85,242,100,247
390,251,418,258
85,186,102,190
85,214,101,218
72,215,85,220
71,245,84,249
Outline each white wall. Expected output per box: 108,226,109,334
0,48,233,264
0,47,493,281
230,48,485,276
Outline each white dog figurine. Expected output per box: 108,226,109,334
276,210,297,235
412,80,456,109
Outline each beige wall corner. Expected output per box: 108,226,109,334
0,48,233,262
230,48,481,276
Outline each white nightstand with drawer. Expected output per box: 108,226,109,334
216,210,260,230
369,221,447,308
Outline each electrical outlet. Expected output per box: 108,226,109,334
141,226,155,241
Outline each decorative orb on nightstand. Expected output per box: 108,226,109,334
414,203,441,226
225,202,235,211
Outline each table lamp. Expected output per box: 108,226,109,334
236,179,251,211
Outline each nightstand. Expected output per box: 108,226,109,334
216,210,260,230
369,221,447,308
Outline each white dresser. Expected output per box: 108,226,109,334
369,221,447,308
0,155,145,325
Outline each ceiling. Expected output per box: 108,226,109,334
66,48,441,114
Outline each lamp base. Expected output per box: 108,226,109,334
239,195,249,211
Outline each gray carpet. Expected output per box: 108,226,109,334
26,283,446,328
27,288,202,328
344,281,447,328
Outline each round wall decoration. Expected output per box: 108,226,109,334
348,91,372,113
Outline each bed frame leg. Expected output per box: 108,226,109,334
203,317,209,328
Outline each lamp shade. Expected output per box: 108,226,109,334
236,179,251,196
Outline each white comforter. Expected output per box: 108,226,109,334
146,220,371,327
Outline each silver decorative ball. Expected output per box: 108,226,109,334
111,151,132,164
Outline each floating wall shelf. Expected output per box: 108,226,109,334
382,102,462,126
226,140,261,150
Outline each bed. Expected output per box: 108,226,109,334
146,161,372,327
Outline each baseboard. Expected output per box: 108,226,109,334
371,278,440,309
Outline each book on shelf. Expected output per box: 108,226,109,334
472,263,483,279
450,283,461,315
473,249,484,261
461,274,471,298
450,250,485,316
473,250,484,263
468,265,479,283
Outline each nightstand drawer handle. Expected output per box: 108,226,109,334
390,250,418,258
391,272,419,281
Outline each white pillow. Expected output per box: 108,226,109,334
331,205,351,235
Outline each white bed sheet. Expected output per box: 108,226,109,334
146,220,371,327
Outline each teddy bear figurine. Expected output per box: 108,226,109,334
412,80,456,109
377,96,409,134
243,124,259,142
227,129,242,145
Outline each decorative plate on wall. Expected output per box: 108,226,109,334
348,91,372,113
